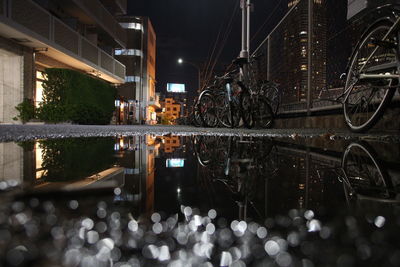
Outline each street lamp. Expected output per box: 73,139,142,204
177,58,201,92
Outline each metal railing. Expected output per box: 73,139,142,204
0,0,126,82
70,0,127,48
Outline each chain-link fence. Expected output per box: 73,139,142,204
252,0,398,115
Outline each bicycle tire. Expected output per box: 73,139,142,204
215,93,232,128
262,82,281,115
199,92,218,128
240,90,254,129
254,98,274,129
216,92,240,128
343,20,397,133
192,98,202,127
342,142,393,201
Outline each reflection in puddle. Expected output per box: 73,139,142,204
0,135,399,266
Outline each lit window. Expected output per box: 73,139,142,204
114,49,143,57
301,65,307,71
119,23,143,31
125,76,141,82
299,31,307,35
35,71,45,107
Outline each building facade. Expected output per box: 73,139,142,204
114,16,158,125
254,0,327,111
159,97,181,125
0,0,127,123
282,0,327,103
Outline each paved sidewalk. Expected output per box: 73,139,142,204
0,124,398,142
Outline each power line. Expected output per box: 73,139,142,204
204,1,240,88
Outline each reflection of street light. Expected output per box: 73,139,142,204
177,58,201,92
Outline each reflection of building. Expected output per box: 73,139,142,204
113,135,159,215
0,143,23,186
161,136,181,154
115,16,159,124
0,0,126,123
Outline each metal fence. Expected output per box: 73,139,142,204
252,0,397,115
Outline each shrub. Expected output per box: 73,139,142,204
14,98,35,123
37,69,116,124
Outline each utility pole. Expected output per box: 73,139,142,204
240,0,251,59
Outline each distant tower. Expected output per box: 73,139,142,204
281,0,326,103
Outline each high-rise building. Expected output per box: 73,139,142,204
280,0,327,103
115,16,159,125
256,0,327,109
0,0,127,123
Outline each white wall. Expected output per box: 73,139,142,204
0,48,23,124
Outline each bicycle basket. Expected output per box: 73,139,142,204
347,0,400,20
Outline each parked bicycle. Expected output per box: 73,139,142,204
342,0,400,132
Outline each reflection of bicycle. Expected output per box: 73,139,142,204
342,1,400,132
340,142,399,208
193,136,275,220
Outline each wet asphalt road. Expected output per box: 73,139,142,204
0,124,398,142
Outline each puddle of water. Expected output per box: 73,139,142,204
0,135,399,266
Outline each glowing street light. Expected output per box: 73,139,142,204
177,58,201,92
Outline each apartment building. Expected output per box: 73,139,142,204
114,16,159,125
159,97,181,125
0,0,127,123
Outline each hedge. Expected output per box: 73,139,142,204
37,68,116,124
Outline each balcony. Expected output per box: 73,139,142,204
100,0,127,15
59,0,127,48
0,0,125,83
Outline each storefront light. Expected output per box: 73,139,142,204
115,100,121,107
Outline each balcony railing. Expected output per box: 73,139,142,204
70,0,127,48
0,0,126,82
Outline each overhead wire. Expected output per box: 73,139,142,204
203,20,225,89
250,0,285,43
204,0,240,88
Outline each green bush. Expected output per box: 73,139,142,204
14,98,35,123
37,69,116,124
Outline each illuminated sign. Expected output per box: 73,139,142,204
166,159,185,168
167,83,186,93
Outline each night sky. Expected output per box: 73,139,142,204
128,0,286,100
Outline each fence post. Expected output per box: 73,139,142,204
307,0,313,115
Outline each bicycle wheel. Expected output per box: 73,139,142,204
342,142,393,200
199,92,218,127
216,92,240,128
253,98,274,129
192,99,202,127
240,90,254,129
343,21,397,132
262,82,281,115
